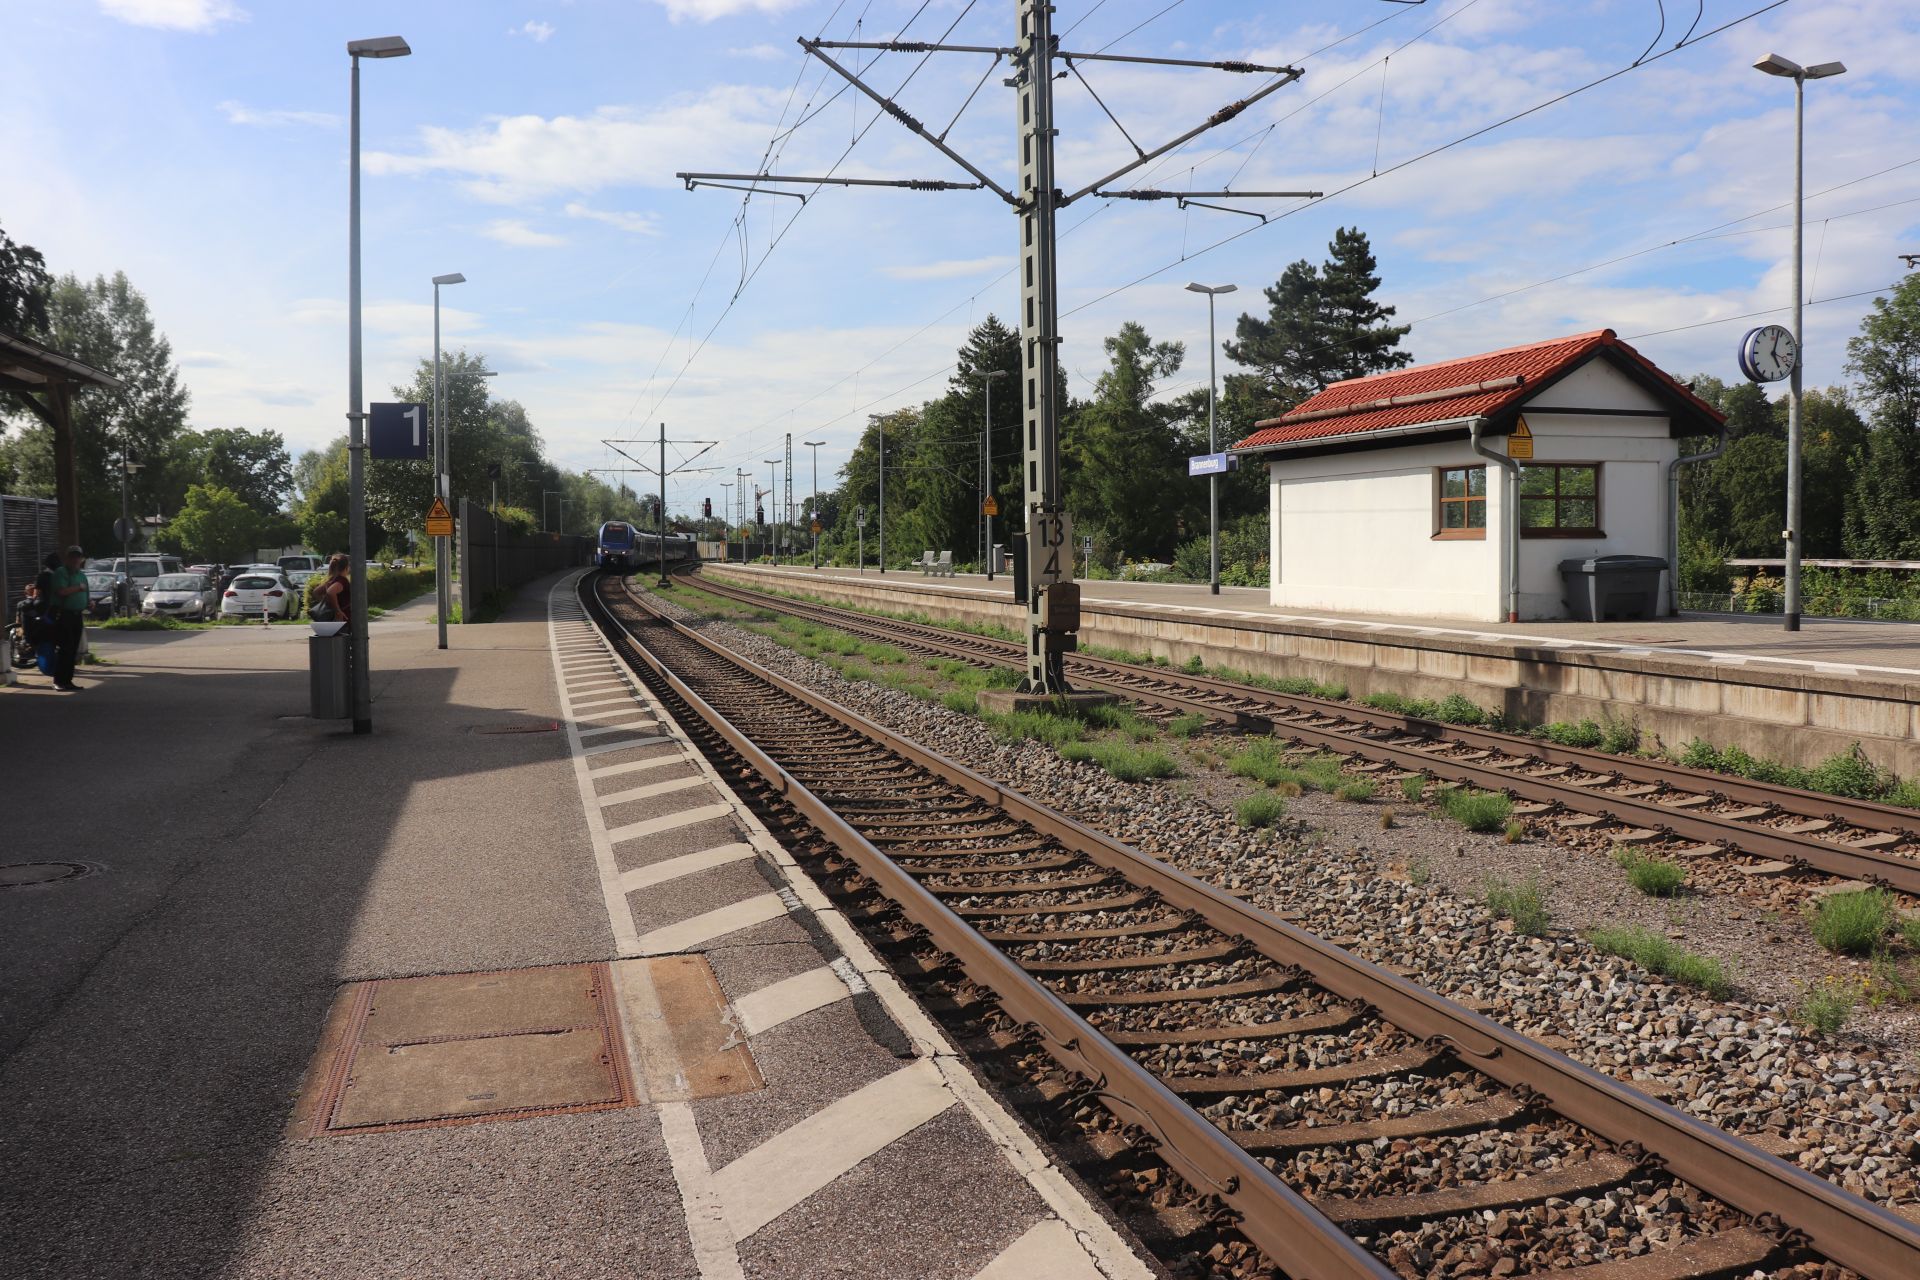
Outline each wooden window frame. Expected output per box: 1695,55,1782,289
1432,465,1487,541
1518,462,1603,539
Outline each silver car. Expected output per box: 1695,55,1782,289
142,572,219,620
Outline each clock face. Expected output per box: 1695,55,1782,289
1740,324,1797,383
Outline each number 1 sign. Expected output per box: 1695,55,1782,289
370,402,430,460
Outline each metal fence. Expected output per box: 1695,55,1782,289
2,494,61,681
1677,591,1920,621
457,500,593,620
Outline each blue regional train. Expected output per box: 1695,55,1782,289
595,521,636,570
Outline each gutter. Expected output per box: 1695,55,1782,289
1666,421,1727,614
1227,414,1492,456
1468,418,1520,624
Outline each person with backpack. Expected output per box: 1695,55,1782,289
313,553,350,624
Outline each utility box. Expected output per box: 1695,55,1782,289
1559,554,1667,622
989,543,1005,575
308,630,350,719
1038,581,1080,633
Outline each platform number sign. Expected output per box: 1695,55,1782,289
369,402,429,460
1028,511,1072,588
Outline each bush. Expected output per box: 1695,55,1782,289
1361,690,1489,725
1613,847,1687,896
1587,925,1733,998
1439,786,1512,833
1235,791,1288,829
940,690,978,716
1677,739,1915,807
1810,889,1897,956
1484,876,1550,936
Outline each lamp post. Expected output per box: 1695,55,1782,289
541,489,564,534
1185,282,1237,595
802,439,824,569
1754,52,1845,632
979,370,1008,578
430,271,464,650
719,481,734,564
873,413,886,574
345,34,410,734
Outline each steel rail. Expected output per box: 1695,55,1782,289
602,573,1920,1279
582,576,1395,1280
687,572,1920,892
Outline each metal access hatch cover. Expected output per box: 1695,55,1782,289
295,962,638,1137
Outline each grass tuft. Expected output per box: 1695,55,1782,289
1235,791,1289,829
1484,876,1551,936
1378,807,1397,831
1810,889,1897,956
1334,779,1377,803
1503,820,1526,844
1795,977,1857,1036
1060,740,1178,781
1438,786,1513,833
1613,846,1687,897
1587,925,1732,999
1167,712,1210,739
1399,775,1427,804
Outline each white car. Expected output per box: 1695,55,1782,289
220,570,301,619
142,573,219,620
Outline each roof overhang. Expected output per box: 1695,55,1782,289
1229,414,1491,457
0,328,125,392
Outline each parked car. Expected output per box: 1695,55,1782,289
142,572,219,620
109,556,186,603
219,570,301,619
83,571,123,620
277,554,322,577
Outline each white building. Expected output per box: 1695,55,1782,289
1229,329,1726,623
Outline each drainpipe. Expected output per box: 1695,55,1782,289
1665,422,1727,614
1469,418,1521,624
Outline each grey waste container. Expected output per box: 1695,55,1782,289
1559,554,1667,621
309,631,350,719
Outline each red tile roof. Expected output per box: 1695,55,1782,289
1231,328,1723,452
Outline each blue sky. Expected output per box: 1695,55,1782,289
6,0,1918,517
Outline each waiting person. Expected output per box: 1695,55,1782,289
48,545,90,691
317,553,351,624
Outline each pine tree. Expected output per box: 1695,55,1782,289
1223,227,1409,419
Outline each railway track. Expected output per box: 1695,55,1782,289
585,569,1920,1280
684,570,1920,897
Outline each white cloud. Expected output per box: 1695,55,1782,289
99,0,244,32
365,88,791,203
651,0,807,25
509,20,555,42
564,202,663,235
883,256,1005,281
483,219,567,248
218,100,337,129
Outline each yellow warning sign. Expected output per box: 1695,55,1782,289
982,495,1000,517
426,496,454,538
811,521,822,535
1507,416,1534,461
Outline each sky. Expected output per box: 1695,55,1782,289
5,0,1919,518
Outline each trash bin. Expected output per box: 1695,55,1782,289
1559,554,1668,621
989,543,1005,574
308,627,350,719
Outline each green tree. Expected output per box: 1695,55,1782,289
0,219,52,336
1223,226,1409,420
166,484,260,563
1842,273,1920,557
1064,321,1186,559
1847,273,1920,436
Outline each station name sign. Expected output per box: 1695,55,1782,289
1187,452,1236,477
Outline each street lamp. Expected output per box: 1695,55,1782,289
1186,282,1238,595
872,413,886,574
979,370,1009,579
345,34,410,734
541,489,565,534
431,271,464,651
802,440,825,569
719,481,734,563
1754,52,1844,631
763,460,780,566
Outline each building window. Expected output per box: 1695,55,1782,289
1519,464,1601,536
1435,465,1486,539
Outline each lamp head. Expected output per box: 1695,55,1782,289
1186,282,1238,295
348,36,411,59
1753,52,1803,77
433,272,466,286
803,439,826,446
1805,61,1847,79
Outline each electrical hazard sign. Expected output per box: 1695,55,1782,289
426,496,454,538
1506,416,1534,460
1027,511,1072,588
982,495,999,517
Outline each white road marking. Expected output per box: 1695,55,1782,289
569,693,639,713
636,892,790,956
730,965,851,1037
589,754,685,781
598,774,709,808
617,842,757,895
972,1220,1110,1280
582,733,674,758
711,1059,956,1241
605,801,734,844
578,718,658,738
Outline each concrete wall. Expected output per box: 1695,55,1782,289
1263,359,1680,622
704,563,1920,780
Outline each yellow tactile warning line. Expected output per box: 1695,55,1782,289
546,573,1151,1280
